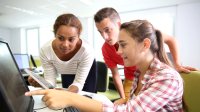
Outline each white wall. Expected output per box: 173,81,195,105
79,17,95,47
39,24,54,48
0,28,27,54
120,6,176,53
0,27,11,44
10,28,23,53
175,2,200,69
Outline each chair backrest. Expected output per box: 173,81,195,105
96,61,108,92
180,71,200,112
61,59,97,93
82,59,97,93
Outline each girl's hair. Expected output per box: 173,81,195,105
94,7,120,23
53,13,82,36
120,20,172,66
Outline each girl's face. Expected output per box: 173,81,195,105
117,29,144,67
54,25,80,55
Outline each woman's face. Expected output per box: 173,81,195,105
54,25,80,55
117,29,143,67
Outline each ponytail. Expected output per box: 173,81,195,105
155,30,173,67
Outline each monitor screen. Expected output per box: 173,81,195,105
0,41,34,112
13,54,30,69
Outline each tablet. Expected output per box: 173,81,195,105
25,69,54,89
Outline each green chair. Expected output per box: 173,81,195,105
180,71,200,112
96,61,120,101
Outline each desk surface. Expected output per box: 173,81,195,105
29,86,61,112
33,95,61,112
29,86,112,112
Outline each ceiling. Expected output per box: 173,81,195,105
0,0,198,28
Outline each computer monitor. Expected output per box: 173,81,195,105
0,40,34,112
13,54,30,70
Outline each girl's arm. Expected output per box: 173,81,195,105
25,89,103,112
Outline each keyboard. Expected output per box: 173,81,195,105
63,95,92,112
64,106,80,112
24,69,54,89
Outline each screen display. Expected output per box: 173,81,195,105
0,41,34,112
13,54,30,69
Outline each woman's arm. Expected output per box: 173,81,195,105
69,43,95,92
66,85,79,93
40,48,57,86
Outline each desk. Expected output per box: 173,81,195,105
29,86,112,112
33,95,61,112
28,86,61,112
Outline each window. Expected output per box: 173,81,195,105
26,28,39,56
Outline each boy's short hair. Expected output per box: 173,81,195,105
94,7,120,23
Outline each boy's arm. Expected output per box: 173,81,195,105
162,32,198,73
110,67,125,99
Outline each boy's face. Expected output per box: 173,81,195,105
95,18,120,45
